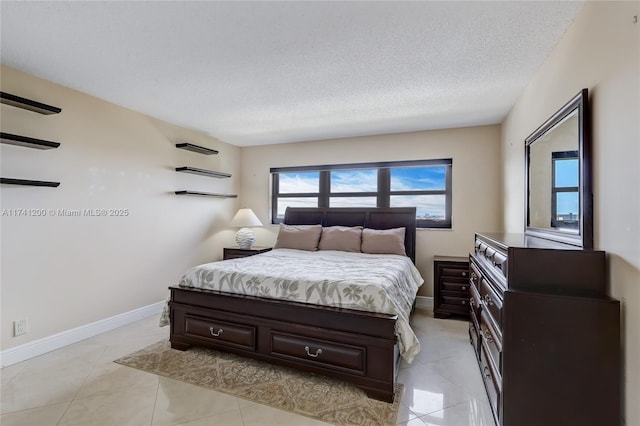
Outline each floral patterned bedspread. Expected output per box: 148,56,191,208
164,248,424,362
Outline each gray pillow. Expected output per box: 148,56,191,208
361,227,406,256
318,226,363,252
274,224,323,251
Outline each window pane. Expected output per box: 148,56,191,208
390,166,446,191
555,192,579,218
278,172,319,194
271,159,452,228
554,159,578,187
276,197,318,219
329,197,377,208
330,170,377,193
391,194,446,221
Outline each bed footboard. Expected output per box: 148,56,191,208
169,286,400,402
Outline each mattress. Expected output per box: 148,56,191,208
167,248,424,362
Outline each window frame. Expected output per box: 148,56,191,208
270,159,452,228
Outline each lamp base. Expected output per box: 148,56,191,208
235,228,256,249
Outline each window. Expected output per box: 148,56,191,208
551,151,579,229
271,159,452,228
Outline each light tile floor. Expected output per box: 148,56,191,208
0,309,495,426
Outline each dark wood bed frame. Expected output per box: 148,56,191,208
169,207,417,402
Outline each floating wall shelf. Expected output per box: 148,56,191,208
1,178,60,187
1,132,61,149
175,191,237,198
175,167,231,178
176,143,218,155
0,92,62,115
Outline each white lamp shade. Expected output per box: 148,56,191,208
230,209,263,228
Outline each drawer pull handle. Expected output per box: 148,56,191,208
462,286,467,291
483,330,494,343
462,272,467,277
483,366,492,380
484,294,494,306
209,327,223,337
461,300,466,305
305,346,323,358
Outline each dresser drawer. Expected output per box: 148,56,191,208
474,239,507,288
470,284,482,320
480,310,502,372
469,321,480,359
480,278,503,330
470,261,482,290
185,315,256,350
270,332,366,374
480,341,502,422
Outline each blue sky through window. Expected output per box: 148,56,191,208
391,166,446,191
555,159,578,187
277,167,447,219
331,170,377,192
279,172,319,193
556,192,579,216
554,158,579,216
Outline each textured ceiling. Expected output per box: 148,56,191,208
0,1,583,146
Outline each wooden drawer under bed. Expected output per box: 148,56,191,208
169,286,400,402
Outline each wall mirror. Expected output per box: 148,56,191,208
525,88,592,248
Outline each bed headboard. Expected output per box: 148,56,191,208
283,207,417,264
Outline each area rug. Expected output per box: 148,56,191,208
115,339,402,426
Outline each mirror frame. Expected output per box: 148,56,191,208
524,88,593,249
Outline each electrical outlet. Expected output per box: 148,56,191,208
13,319,27,337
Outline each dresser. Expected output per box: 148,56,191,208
469,233,620,426
433,256,470,319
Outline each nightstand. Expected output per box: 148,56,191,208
433,256,470,319
223,246,272,260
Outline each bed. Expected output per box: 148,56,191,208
168,207,421,402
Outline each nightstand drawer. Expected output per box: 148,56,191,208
223,247,272,260
441,295,470,308
441,267,469,279
441,281,470,293
224,253,253,260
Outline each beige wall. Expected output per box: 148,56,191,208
0,65,241,352
501,2,639,424
240,125,502,297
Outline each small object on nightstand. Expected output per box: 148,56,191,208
223,247,272,260
230,208,263,249
433,256,470,319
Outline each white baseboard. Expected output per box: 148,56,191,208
415,296,434,310
0,301,165,368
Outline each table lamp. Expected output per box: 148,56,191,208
230,208,263,249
